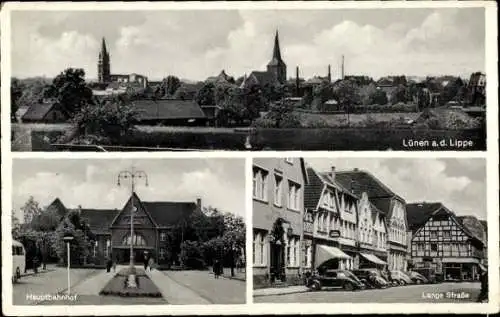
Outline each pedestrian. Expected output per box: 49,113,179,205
476,264,488,303
143,253,149,271
213,260,220,279
106,257,112,273
112,255,117,273
148,256,154,272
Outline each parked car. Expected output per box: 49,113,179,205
407,271,429,284
352,269,389,289
390,270,413,285
413,268,441,284
306,269,366,291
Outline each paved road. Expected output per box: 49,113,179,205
255,282,482,303
12,268,99,305
164,270,246,304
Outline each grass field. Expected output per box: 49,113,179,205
298,111,421,127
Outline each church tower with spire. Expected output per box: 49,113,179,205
266,30,287,84
98,37,111,83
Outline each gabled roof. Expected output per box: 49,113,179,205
248,71,278,87
267,30,286,67
80,209,118,235
335,170,404,201
457,215,487,244
132,99,206,121
142,201,198,227
46,198,68,219
304,167,326,210
206,70,233,84
22,102,66,121
406,202,443,232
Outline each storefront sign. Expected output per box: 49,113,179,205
329,230,340,238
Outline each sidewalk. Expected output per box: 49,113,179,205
147,269,211,304
22,264,57,278
253,285,310,297
70,268,117,295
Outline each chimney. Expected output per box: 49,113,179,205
77,205,82,214
327,64,331,83
341,55,345,80
196,198,202,210
296,66,300,97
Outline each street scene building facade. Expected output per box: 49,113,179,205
253,158,488,290
407,202,487,281
253,158,308,286
43,194,213,267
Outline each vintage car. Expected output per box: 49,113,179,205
306,269,366,291
352,269,390,289
406,271,429,284
390,270,414,285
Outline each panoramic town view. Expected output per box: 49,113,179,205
10,158,246,305
252,158,488,303
10,8,486,151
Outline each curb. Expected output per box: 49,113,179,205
253,288,310,297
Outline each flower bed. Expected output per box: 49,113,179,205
99,268,162,297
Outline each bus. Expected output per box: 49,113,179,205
12,240,26,283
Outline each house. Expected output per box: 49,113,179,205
466,72,486,107
45,194,206,266
21,101,69,123
336,169,409,271
131,99,208,126
304,166,360,272
253,158,308,286
406,203,486,281
206,70,234,84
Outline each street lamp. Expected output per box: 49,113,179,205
117,166,148,288
63,233,74,295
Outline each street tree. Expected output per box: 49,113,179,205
12,210,22,240
55,210,92,265
333,80,360,125
71,97,138,145
195,82,216,105
21,196,42,224
163,75,181,96
11,78,23,122
44,68,93,117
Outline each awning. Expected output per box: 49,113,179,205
360,253,387,265
315,245,351,267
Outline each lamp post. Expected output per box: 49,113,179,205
63,234,74,295
117,167,148,288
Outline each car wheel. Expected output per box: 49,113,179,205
416,279,421,285
344,282,354,291
399,280,406,286
310,281,321,291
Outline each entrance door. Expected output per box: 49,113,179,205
270,243,284,281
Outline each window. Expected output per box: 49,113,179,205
285,158,293,164
259,234,265,265
274,175,283,206
253,168,268,201
160,232,167,241
431,243,438,252
105,239,110,258
430,231,438,239
304,245,310,268
122,233,147,246
286,245,291,266
443,230,451,239
159,248,166,260
252,234,257,264
288,181,301,211
93,241,98,257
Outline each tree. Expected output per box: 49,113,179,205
55,210,92,265
44,68,93,116
333,80,360,125
30,208,60,232
195,82,216,105
11,78,23,122
391,84,408,105
440,77,465,106
260,99,301,128
12,210,22,240
179,240,205,269
163,76,181,96
21,196,42,224
71,97,138,145
312,80,334,110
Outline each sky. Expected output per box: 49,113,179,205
306,158,487,221
11,8,485,81
11,158,246,222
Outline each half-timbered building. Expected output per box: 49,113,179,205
407,202,486,281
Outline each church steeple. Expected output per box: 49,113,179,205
267,29,287,84
98,37,111,83
272,30,283,62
